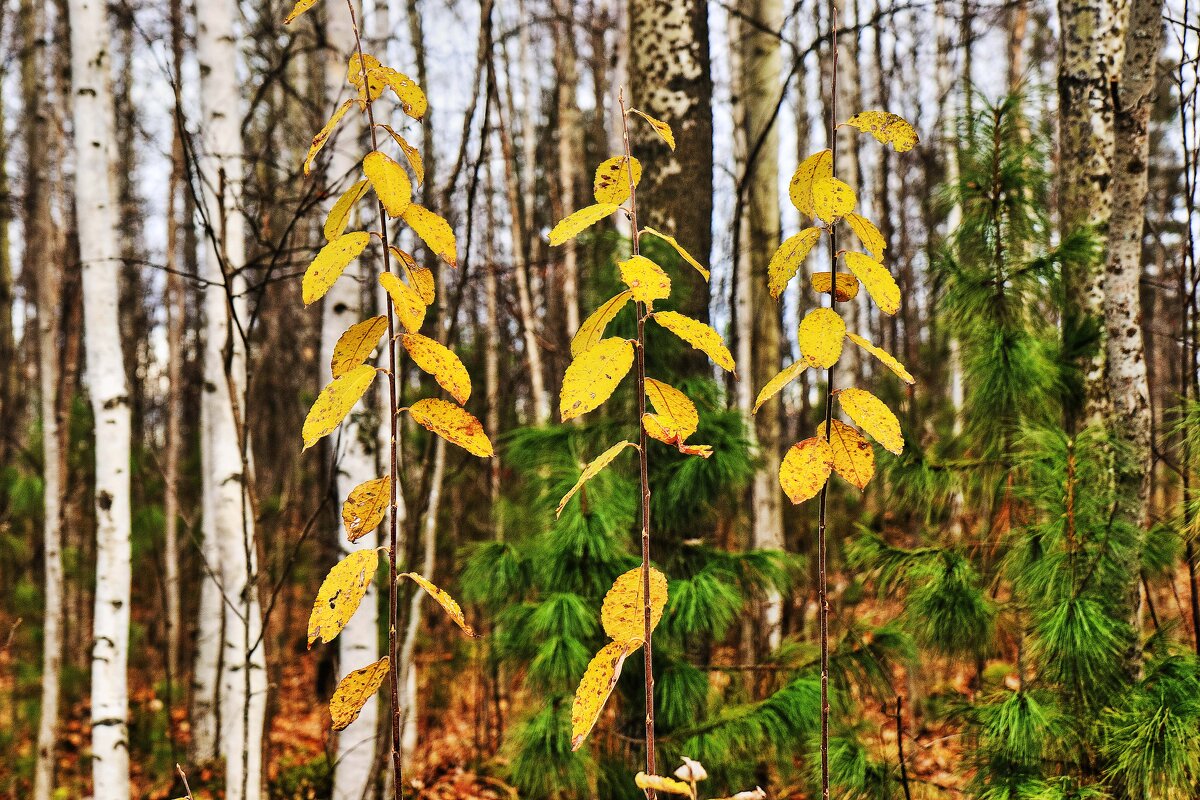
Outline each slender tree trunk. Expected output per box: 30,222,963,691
552,0,582,343
67,0,132,793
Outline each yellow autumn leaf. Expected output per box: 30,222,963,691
838,387,904,454
379,124,425,185
847,332,915,384
811,271,860,302
407,398,494,457
768,227,822,300
549,203,618,246
843,251,900,315
303,232,371,306
651,311,735,373
402,572,477,636
593,156,642,205
560,337,635,421
324,179,371,241
347,54,386,103
845,213,886,260
331,315,388,378
634,773,693,796
753,360,807,413
629,108,675,150
347,53,380,86
812,177,856,223
557,441,637,517
789,149,832,217
369,67,427,120
379,272,427,334
302,364,377,450
570,638,641,750
798,307,846,369
619,255,671,304
643,378,699,444
402,333,472,404
363,151,412,217
283,0,319,24
342,475,390,542
304,99,355,176
308,549,379,647
843,110,919,152
601,566,668,641
640,226,708,281
389,247,436,304
329,657,389,731
779,436,834,504
818,420,875,490
572,291,633,357
401,204,457,267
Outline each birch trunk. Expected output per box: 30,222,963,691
67,0,132,793
552,0,582,343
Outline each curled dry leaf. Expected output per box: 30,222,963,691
652,311,735,373
634,773,693,796
572,291,633,357
812,177,856,223
570,638,641,750
329,657,390,731
789,149,833,218
779,436,834,504
560,337,635,421
303,232,370,306
402,572,477,636
302,364,377,450
817,420,875,490
768,227,822,300
331,315,388,378
838,387,904,455
643,378,699,444
304,99,355,176
402,333,472,404
811,271,860,302
308,549,380,647
402,204,457,267
629,108,675,150
847,332,915,384
640,226,708,281
549,203,618,246
753,360,808,414
324,179,371,241
407,398,494,457
600,566,668,641
798,307,846,369
593,156,642,205
347,54,384,101
843,110,919,152
363,150,412,217
842,252,900,315
379,272,427,334
619,255,671,304
557,441,636,517
342,475,390,541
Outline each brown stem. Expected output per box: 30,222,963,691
894,697,912,800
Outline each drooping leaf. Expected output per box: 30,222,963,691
283,0,319,24
401,204,457,267
643,378,699,443
342,475,390,542
308,549,380,647
601,566,669,641
324,179,371,241
843,252,900,315
560,337,635,421
303,232,370,306
812,177,856,223
304,99,355,176
652,311,735,373
347,53,382,92
557,441,637,517
768,227,822,299
817,420,875,490
593,156,642,205
402,333,471,403
847,332,915,384
379,124,425,184
407,398,493,457
367,66,427,119
331,315,388,378
572,291,633,357
845,213,886,260
838,387,903,454
811,271,860,301
634,773,693,796
379,272,427,334
548,203,618,246
789,149,833,217
363,151,412,217
619,255,671,304
402,572,477,636
570,639,641,750
640,226,708,280
629,108,675,150
389,247,436,304
779,436,834,504
302,364,377,450
843,110,919,152
798,307,846,369
329,657,389,731
753,360,808,413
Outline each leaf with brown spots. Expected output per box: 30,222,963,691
402,572,477,636
331,316,388,378
304,99,356,176
789,149,832,218
753,360,808,413
811,271,860,302
572,291,633,357
619,255,671,304
593,156,642,205
302,364,377,450
838,388,904,455
402,333,472,404
308,549,380,647
570,638,641,750
342,476,390,542
798,307,846,369
600,566,668,641
560,337,635,421
329,657,389,731
407,398,493,457
557,441,637,517
779,437,834,504
768,227,822,299
817,420,875,490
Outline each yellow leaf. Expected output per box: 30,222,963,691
629,108,676,150
818,420,875,490
304,232,370,306
389,247,436,304
753,360,807,413
548,203,618,246
619,255,671,304
643,378,698,444
789,149,832,217
331,315,388,378
779,436,834,504
379,124,425,185
557,441,637,517
640,226,708,281
634,773,693,796
283,0,319,24
845,213,886,260
560,337,635,421
363,151,412,218
402,333,472,404
329,657,389,731
812,177,856,223
652,311,735,373
572,291,633,357
324,179,371,241
768,227,821,300
347,54,386,103
593,156,642,205
798,307,846,369
601,566,668,641
847,332,915,384
347,53,380,87
342,475,390,542
401,204,457,267
570,638,641,750
304,99,356,176
402,572,477,636
369,67,427,120
811,271,860,302
308,549,379,647
302,364,377,450
843,110,919,152
407,398,494,457
379,272,427,334
838,387,903,455
843,252,900,315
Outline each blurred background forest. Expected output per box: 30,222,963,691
0,0,1199,797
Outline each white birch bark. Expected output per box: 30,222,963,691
191,404,224,762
